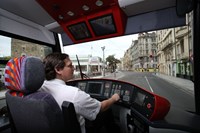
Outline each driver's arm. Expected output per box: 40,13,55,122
100,93,120,112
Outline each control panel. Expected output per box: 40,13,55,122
66,78,170,121
74,80,134,105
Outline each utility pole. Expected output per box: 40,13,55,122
101,46,105,76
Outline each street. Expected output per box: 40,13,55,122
114,71,195,113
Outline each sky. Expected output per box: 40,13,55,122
0,36,11,57
0,33,138,59
63,34,138,59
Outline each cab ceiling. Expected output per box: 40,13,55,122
0,0,176,34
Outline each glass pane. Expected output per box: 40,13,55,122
89,14,116,36
67,22,91,40
0,35,53,99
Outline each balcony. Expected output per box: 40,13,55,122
175,26,188,38
161,38,173,51
138,53,148,58
177,52,189,60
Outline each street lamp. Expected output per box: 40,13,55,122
101,46,105,76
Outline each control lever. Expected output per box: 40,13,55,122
115,91,123,102
127,114,134,133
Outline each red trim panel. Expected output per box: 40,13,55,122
36,0,127,44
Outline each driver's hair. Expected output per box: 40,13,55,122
43,52,69,80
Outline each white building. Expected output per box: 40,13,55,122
70,55,103,77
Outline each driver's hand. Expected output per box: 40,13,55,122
111,93,120,102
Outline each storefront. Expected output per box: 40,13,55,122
176,59,193,80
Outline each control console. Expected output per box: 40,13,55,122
66,78,170,121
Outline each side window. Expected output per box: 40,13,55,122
0,35,53,98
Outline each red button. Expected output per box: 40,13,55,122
147,103,152,109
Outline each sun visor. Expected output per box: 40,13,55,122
125,7,186,35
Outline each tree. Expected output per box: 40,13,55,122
0,56,11,60
106,55,121,72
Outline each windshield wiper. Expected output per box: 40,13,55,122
76,55,90,79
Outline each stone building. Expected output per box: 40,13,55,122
122,32,157,72
157,28,176,76
156,12,193,80
123,48,132,71
11,38,52,59
129,32,157,72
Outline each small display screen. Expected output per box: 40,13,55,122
89,14,116,36
87,82,103,95
78,82,87,91
67,22,91,40
134,91,146,106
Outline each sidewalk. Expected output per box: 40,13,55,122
155,73,194,95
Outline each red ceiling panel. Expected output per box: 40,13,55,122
37,0,127,43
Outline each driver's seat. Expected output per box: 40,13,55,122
4,56,81,133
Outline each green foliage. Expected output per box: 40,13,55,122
0,56,11,60
106,55,121,72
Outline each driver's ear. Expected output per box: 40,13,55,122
55,67,62,75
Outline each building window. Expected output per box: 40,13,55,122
22,46,26,51
180,40,184,53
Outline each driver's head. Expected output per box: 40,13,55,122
43,52,74,81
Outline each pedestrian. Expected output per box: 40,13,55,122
39,52,120,133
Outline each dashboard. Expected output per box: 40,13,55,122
66,78,172,133
1,78,200,132
67,78,170,120
67,78,200,133
77,80,133,105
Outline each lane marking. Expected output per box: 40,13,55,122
145,76,154,93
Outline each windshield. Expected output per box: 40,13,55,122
64,15,195,113
0,14,194,113
0,3,195,120
1,0,200,132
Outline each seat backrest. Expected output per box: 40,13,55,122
62,101,82,133
4,56,80,133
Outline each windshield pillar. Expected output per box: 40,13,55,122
193,0,200,115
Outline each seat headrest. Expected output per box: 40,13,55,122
4,56,45,94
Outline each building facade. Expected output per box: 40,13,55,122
156,28,176,76
11,38,52,59
70,55,103,77
156,12,193,80
125,32,157,72
123,47,132,71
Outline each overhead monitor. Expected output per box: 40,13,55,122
67,22,92,41
89,14,116,36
